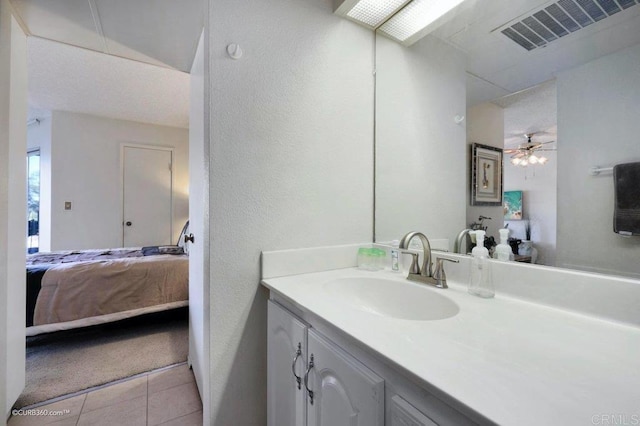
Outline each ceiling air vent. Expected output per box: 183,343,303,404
501,0,639,51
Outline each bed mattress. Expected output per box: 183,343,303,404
26,248,188,334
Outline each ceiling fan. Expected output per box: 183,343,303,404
504,133,556,166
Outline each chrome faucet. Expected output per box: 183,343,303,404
399,231,432,275
399,231,458,289
454,229,472,254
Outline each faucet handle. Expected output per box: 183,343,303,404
432,257,460,289
401,251,420,275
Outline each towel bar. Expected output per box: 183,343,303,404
589,166,613,176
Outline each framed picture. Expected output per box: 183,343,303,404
471,143,503,206
504,190,523,220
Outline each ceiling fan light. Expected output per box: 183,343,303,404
529,154,539,164
511,158,521,165
538,156,549,165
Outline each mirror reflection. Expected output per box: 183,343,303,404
375,0,640,279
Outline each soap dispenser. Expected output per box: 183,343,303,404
468,230,495,298
494,228,514,261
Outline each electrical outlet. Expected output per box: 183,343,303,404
64,201,72,210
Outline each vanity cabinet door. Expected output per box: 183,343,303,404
268,300,308,426
389,395,438,426
306,329,384,426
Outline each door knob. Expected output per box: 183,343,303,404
125,221,132,226
184,233,195,244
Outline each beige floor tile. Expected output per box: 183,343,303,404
76,395,146,426
147,364,194,394
82,375,147,413
8,415,80,426
158,410,203,426
148,381,202,426
8,395,85,426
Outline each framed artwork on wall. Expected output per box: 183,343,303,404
504,190,523,219
471,143,503,206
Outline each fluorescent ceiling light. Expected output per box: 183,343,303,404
347,0,410,27
378,0,466,45
334,0,411,30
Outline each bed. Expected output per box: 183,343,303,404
26,240,189,336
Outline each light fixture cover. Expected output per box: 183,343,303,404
333,0,411,30
378,0,466,46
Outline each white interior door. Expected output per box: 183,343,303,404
187,30,210,422
122,146,172,247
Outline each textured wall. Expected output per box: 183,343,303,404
208,0,374,424
49,111,189,250
466,103,505,241
375,34,467,247
556,43,640,278
0,3,27,415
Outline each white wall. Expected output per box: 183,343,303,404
188,30,210,422
0,3,27,418
49,111,189,250
504,160,557,266
27,116,52,251
375,35,467,248
466,103,505,240
504,155,557,265
208,0,374,423
556,43,640,278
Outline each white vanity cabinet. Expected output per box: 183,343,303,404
306,329,384,426
268,300,385,426
268,300,308,426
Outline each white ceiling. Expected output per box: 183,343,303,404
11,0,204,72
495,80,557,147
432,0,640,105
12,0,200,128
28,37,190,128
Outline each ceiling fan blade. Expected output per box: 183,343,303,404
535,149,557,151
504,149,519,153
510,152,525,158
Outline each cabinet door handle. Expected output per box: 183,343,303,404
291,342,302,390
304,354,315,405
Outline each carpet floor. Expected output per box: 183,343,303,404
15,307,188,408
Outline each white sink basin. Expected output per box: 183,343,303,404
322,277,459,321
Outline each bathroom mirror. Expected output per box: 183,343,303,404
374,0,640,279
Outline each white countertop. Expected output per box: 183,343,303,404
262,268,640,426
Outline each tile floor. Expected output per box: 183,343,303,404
8,363,202,426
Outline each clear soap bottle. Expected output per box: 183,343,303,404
494,228,514,261
468,230,495,298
